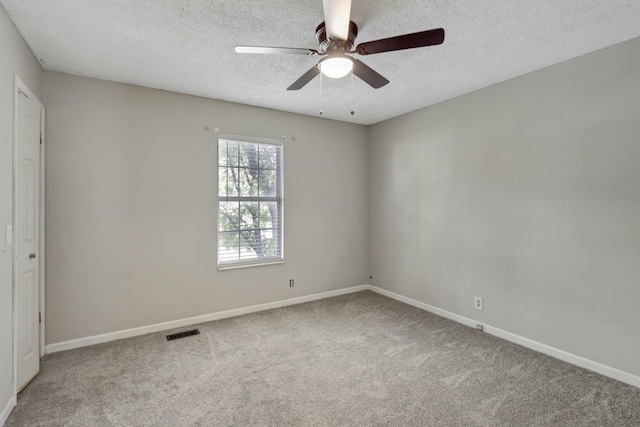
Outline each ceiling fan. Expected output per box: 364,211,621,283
235,0,445,90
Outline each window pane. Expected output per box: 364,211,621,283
218,166,241,197
258,169,276,197
218,140,229,166
239,229,260,259
218,167,234,196
259,202,278,229
260,229,279,257
238,166,258,197
239,143,259,168
259,144,277,169
218,231,239,262
239,202,259,230
219,201,239,232
226,140,240,166
218,168,226,196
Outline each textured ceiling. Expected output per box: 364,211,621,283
2,0,640,125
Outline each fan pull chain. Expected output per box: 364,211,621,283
350,70,355,116
319,70,323,116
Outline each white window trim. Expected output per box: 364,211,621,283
216,134,284,270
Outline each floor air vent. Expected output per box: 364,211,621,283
166,329,200,341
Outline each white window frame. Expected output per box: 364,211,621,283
217,134,284,270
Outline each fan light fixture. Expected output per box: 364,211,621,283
319,56,353,79
234,0,446,91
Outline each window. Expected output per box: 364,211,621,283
217,135,283,268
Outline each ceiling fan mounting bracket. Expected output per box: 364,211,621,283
315,21,358,54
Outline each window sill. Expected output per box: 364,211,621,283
217,260,284,271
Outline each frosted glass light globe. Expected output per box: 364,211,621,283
320,57,353,79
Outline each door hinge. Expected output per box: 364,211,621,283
40,135,42,145
39,312,42,324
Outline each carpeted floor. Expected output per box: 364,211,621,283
6,290,640,426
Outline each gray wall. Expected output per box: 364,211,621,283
369,37,640,377
43,71,369,344
0,5,42,418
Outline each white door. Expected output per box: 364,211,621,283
15,89,41,391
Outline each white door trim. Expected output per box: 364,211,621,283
38,89,46,359
12,75,45,398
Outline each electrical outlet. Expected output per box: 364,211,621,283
474,296,483,311
289,279,294,288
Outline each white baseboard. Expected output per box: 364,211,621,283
368,285,640,389
0,395,16,426
45,285,369,354
43,283,640,389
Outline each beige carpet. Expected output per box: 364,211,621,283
6,291,640,426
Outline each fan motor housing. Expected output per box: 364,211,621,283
316,21,358,54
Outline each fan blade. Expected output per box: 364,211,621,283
235,46,318,55
355,28,445,55
352,59,389,89
287,66,321,90
323,0,352,41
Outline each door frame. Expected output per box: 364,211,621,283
12,75,45,397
